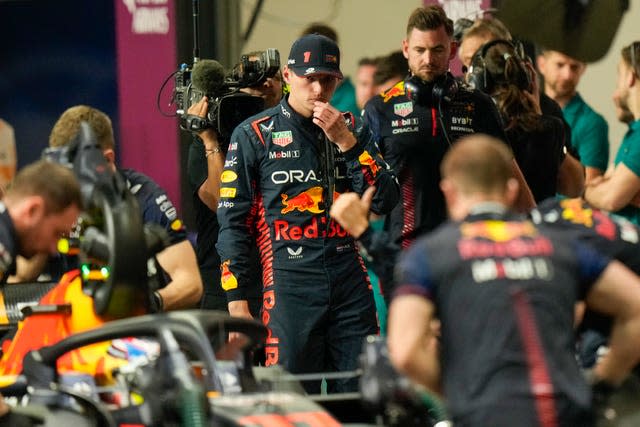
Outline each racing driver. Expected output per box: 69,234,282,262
216,33,399,393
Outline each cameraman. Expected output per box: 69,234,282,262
239,57,285,109
187,65,283,313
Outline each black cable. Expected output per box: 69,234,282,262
156,70,180,118
437,98,453,147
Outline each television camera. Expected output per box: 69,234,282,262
173,48,280,139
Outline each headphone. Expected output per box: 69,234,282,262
405,72,459,108
405,72,459,146
467,39,531,94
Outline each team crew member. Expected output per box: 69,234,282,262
48,106,202,310
531,197,640,369
585,42,640,225
458,17,584,198
388,134,640,427
0,160,81,426
362,5,534,300
467,39,567,202
457,16,575,148
537,49,610,183
216,34,399,393
0,161,81,283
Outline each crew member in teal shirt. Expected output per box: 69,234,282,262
585,42,640,224
563,92,609,176
538,49,610,183
608,120,640,224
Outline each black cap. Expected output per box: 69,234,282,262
287,34,343,78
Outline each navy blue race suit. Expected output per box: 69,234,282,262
112,169,191,294
395,206,608,426
120,168,187,247
216,95,399,393
362,76,510,300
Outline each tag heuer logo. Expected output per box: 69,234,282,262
272,130,293,147
394,102,413,117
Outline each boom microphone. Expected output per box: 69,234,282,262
191,59,226,94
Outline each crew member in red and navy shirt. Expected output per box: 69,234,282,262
389,135,640,427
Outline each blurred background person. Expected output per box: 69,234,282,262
585,41,640,225
459,16,584,198
537,49,610,183
354,56,379,113
240,62,285,109
613,85,635,126
458,17,570,145
372,50,408,93
457,16,511,71
468,39,581,201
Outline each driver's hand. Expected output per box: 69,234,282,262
227,300,253,342
216,335,249,361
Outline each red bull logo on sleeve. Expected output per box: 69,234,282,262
221,260,238,291
382,82,405,102
358,151,380,176
559,198,617,240
560,198,594,228
280,186,324,214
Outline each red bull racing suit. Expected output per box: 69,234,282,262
362,76,510,301
216,95,399,393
